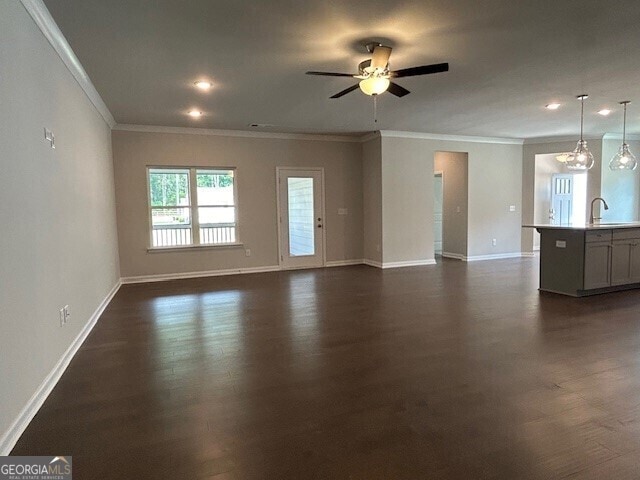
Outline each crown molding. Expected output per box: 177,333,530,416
360,131,381,143
113,124,367,142
378,130,524,145
114,125,535,146
523,134,604,145
19,0,116,128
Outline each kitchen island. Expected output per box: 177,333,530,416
524,223,640,296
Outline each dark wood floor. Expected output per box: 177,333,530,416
12,258,640,478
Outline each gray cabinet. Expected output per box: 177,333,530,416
611,229,640,285
535,226,640,296
611,241,634,285
584,241,612,290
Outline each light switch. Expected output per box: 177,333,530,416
44,128,55,149
456,206,461,213
556,240,567,248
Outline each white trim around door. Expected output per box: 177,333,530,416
276,167,326,269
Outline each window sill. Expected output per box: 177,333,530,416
147,243,244,253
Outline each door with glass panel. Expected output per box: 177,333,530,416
277,168,324,269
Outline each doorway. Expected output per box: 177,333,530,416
277,167,325,269
434,152,469,260
434,172,443,254
533,154,587,250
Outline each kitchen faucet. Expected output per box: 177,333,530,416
589,197,609,224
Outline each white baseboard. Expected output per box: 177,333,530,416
363,259,437,269
363,259,383,268
443,252,532,262
0,280,122,456
121,265,281,284
325,259,364,267
465,252,528,262
533,245,541,251
382,259,437,269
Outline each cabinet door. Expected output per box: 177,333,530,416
630,242,640,283
611,241,633,286
584,242,611,290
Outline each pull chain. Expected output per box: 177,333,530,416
373,94,378,123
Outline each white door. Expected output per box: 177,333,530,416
277,168,325,269
434,173,443,254
551,174,573,224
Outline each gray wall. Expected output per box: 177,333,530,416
362,137,382,263
112,130,364,277
434,152,468,257
381,137,435,263
601,138,640,222
380,135,522,263
0,1,120,443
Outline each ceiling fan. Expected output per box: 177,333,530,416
306,43,449,99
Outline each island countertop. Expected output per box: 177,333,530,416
523,222,640,231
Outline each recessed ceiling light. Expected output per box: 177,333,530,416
598,109,612,116
194,81,213,91
188,110,203,118
546,103,561,110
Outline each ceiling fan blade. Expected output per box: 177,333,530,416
371,45,392,69
387,82,410,97
390,62,449,78
330,84,360,99
306,71,355,77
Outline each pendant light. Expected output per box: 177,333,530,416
609,101,637,170
566,94,595,170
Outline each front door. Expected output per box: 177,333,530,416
277,168,324,269
551,174,573,224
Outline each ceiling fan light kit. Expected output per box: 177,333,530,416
359,76,390,96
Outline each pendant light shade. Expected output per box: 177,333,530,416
609,101,637,171
567,140,595,170
566,95,595,171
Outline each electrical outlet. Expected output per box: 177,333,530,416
338,208,348,215
245,248,251,257
492,238,497,246
509,205,516,212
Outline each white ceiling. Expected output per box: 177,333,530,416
43,0,640,139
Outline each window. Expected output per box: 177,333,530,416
148,167,237,248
